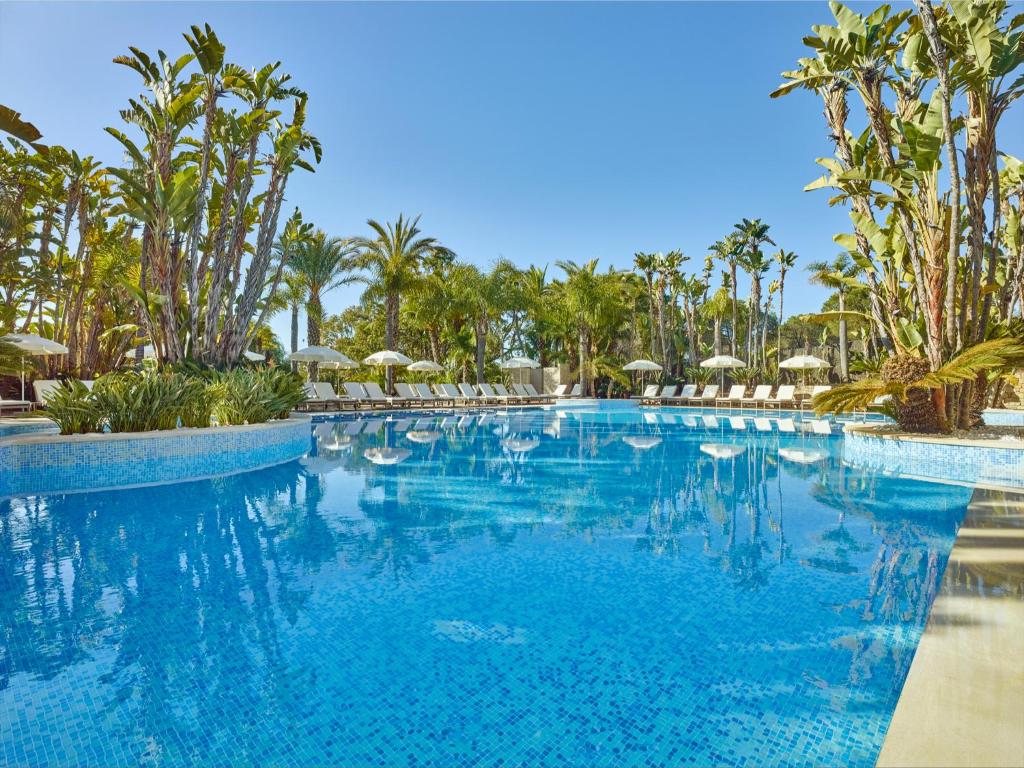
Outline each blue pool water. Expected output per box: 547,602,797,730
1,405,971,766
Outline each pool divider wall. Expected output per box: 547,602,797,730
0,416,312,497
843,424,1024,489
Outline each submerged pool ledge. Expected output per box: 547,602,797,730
843,424,1024,490
0,417,312,497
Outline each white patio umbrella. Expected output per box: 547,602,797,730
291,346,354,365
364,350,412,394
2,333,69,400
243,349,266,362
700,354,746,389
780,355,830,388
500,356,541,369
363,447,412,465
623,359,663,392
622,435,663,450
699,443,746,460
408,360,444,372
500,356,541,387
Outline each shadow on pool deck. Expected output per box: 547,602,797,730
877,487,1024,768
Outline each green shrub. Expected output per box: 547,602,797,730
210,368,305,425
43,381,105,435
92,370,189,432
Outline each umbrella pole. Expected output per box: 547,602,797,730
20,355,25,401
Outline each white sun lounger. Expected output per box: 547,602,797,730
655,385,678,403
634,384,660,401
458,383,486,403
363,381,412,407
436,383,472,405
312,382,356,411
765,385,796,409
668,384,698,403
740,385,773,408
690,384,719,405
716,385,746,408
493,383,525,403
523,383,554,402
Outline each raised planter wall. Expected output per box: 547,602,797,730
843,424,1024,489
0,417,311,498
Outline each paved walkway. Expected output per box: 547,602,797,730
878,487,1024,767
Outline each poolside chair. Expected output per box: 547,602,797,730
394,382,421,402
552,384,569,398
633,384,660,401
569,384,582,397
493,383,525,404
313,382,356,411
765,385,796,409
523,383,554,402
413,383,443,405
364,381,412,408
667,384,698,404
32,379,62,406
343,382,372,407
477,383,504,404
458,383,487,403
740,385,773,409
0,398,32,414
689,384,719,405
436,383,474,405
654,385,678,404
716,385,746,409
804,385,832,410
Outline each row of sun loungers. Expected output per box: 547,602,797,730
0,379,97,414
637,383,833,409
301,381,580,411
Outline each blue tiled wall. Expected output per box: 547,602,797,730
982,408,1024,427
843,429,1024,489
0,419,311,497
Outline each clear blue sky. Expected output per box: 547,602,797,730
3,1,1021,348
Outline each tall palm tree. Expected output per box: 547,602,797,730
737,249,771,367
773,249,798,364
353,215,452,390
703,285,732,357
633,252,659,361
808,253,859,381
278,273,307,369
288,231,356,347
709,235,742,355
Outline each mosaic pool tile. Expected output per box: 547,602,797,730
0,406,972,766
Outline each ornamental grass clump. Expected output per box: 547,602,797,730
39,368,305,434
43,381,105,435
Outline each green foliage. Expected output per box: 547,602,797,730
38,367,304,434
212,368,306,426
42,381,104,435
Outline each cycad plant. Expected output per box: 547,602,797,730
813,338,1024,432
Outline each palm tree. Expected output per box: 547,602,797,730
288,231,356,347
633,252,659,361
808,254,860,381
709,235,742,355
737,249,771,367
353,215,452,391
773,249,798,364
278,273,307,369
555,259,623,397
703,285,732,357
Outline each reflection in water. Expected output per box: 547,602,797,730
1,408,970,767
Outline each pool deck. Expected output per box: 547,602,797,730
878,486,1024,767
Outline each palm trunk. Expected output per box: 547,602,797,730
474,315,486,384
730,264,738,356
838,291,849,381
777,273,785,365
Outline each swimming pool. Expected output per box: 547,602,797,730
1,405,970,766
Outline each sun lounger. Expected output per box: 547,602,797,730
667,384,698,404
493,383,525,404
363,381,413,407
716,385,746,408
343,382,374,407
394,382,421,401
740,385,773,408
765,385,796,409
689,384,719,405
569,384,581,397
312,382,356,411
633,384,660,401
0,399,32,414
33,379,62,405
654,385,678,404
435,383,470,405
458,383,487,403
523,383,554,402
477,383,505,404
